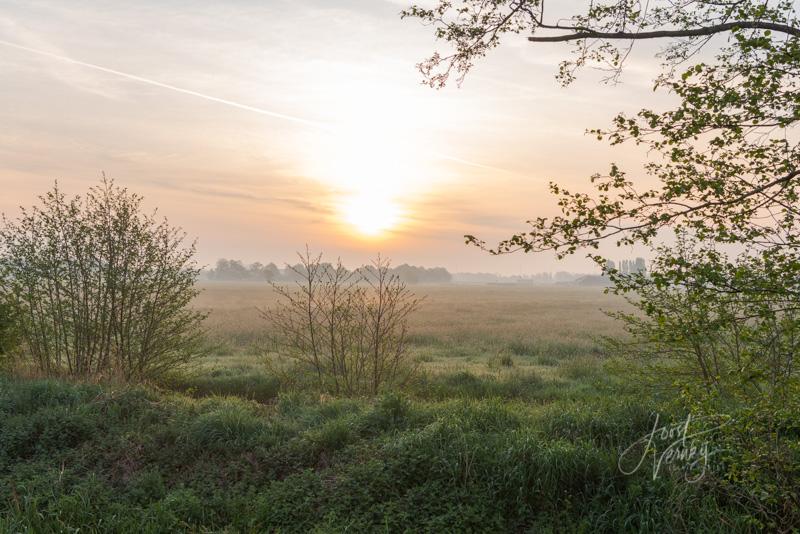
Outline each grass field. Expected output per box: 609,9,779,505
189,283,628,388
0,284,759,532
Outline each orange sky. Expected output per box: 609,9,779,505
0,0,663,274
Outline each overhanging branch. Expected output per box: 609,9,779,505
528,20,800,43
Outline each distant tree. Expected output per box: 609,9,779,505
263,262,281,282
0,178,206,379
393,264,420,284
426,267,453,284
391,264,452,284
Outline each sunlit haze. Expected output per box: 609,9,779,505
0,0,660,274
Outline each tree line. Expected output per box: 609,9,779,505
205,258,453,284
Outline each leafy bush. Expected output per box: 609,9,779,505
694,393,800,531
607,241,800,403
0,300,19,366
0,178,206,379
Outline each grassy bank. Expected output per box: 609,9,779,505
1,373,745,533
0,285,773,531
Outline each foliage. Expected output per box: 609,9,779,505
606,237,800,401
0,299,19,366
0,374,765,533
264,250,423,396
404,1,800,292
404,0,800,395
207,258,281,282
661,388,800,532
207,257,453,284
0,178,206,379
403,5,800,524
405,2,800,263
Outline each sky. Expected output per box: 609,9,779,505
0,0,667,274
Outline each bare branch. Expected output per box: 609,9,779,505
528,20,800,42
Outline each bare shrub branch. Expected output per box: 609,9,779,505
262,250,422,396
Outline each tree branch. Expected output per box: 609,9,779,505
528,20,800,43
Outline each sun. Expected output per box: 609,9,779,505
341,193,400,236
299,84,445,239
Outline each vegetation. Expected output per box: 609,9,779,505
0,179,206,379
403,0,800,398
399,2,800,529
207,257,453,284
0,300,19,367
0,356,737,531
0,374,673,533
1,2,798,529
2,282,799,530
607,238,800,402
264,251,422,396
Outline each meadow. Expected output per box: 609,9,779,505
0,284,761,532
185,283,628,396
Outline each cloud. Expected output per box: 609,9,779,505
139,177,335,216
0,16,130,100
0,36,331,130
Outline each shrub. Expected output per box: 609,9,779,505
0,300,19,367
0,178,206,379
264,250,422,396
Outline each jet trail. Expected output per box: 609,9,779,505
435,153,519,175
0,38,517,174
0,38,330,131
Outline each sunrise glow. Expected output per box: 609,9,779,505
0,0,641,274
341,192,401,236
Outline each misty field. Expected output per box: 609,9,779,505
2,282,760,533
186,283,628,395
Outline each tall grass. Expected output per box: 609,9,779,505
3,285,769,530
0,375,758,532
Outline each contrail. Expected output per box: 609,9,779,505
0,38,516,174
0,38,330,131
434,153,519,175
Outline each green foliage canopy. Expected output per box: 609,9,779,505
404,1,800,397
403,1,799,281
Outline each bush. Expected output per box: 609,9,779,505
264,250,422,396
607,240,800,403
697,393,800,530
0,178,206,379
0,300,19,367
